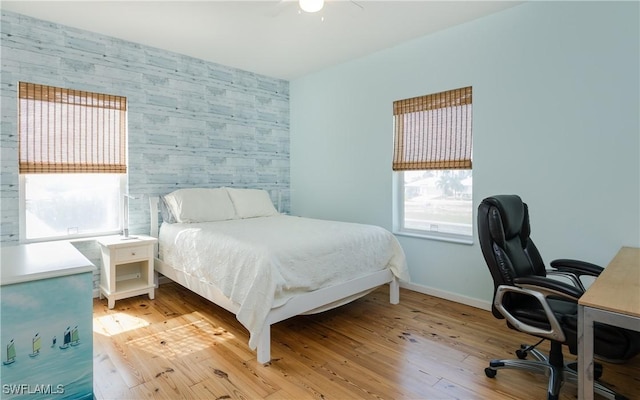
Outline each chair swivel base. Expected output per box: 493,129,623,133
484,347,627,400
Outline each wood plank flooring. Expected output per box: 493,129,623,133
93,283,640,399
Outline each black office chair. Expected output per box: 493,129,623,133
477,195,640,400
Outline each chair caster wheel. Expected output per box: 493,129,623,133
516,349,528,359
485,368,497,378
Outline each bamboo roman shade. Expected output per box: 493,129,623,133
393,86,472,171
18,81,127,174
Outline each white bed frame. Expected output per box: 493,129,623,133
149,196,400,364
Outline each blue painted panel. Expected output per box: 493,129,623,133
1,273,93,399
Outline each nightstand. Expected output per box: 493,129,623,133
97,235,157,309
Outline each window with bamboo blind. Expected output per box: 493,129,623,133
18,81,127,174
392,86,473,243
393,86,472,171
18,82,127,241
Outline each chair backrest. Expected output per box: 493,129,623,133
477,195,547,318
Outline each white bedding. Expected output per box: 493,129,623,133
158,215,409,349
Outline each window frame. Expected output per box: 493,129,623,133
392,86,473,245
17,81,128,243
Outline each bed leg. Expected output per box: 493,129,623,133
389,277,399,304
256,326,271,364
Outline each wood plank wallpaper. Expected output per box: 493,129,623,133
0,11,290,294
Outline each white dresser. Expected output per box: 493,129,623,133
0,241,95,399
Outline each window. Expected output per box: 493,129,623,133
392,86,473,243
18,82,127,241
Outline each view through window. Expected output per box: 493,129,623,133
23,174,122,240
401,169,472,237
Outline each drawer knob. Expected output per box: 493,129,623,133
131,252,136,256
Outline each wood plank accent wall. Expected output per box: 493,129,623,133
0,11,290,293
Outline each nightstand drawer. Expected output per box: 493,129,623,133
114,245,150,262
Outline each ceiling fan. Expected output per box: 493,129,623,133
300,0,325,13
274,0,363,17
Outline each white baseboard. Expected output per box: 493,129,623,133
400,281,491,312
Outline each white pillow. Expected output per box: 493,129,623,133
226,188,278,218
163,188,236,223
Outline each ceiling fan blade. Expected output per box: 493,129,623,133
270,0,298,18
349,0,364,11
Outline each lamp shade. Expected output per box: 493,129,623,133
299,0,324,13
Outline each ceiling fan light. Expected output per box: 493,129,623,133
299,0,324,13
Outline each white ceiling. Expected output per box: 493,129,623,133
1,1,521,80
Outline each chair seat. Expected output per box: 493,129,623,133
509,297,640,360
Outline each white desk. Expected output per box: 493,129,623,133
577,247,640,400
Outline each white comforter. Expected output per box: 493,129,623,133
159,215,409,349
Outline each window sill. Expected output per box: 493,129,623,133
20,231,121,245
393,230,474,245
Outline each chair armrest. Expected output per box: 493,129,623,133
545,270,585,291
494,284,567,343
514,276,583,300
550,259,603,277
494,276,582,343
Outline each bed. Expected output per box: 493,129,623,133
149,187,410,363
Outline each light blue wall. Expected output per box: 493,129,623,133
0,11,290,291
290,2,640,306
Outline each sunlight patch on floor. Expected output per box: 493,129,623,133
93,312,150,336
125,317,235,359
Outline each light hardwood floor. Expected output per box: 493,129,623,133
93,283,640,399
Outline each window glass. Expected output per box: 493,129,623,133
400,170,472,238
23,173,122,240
